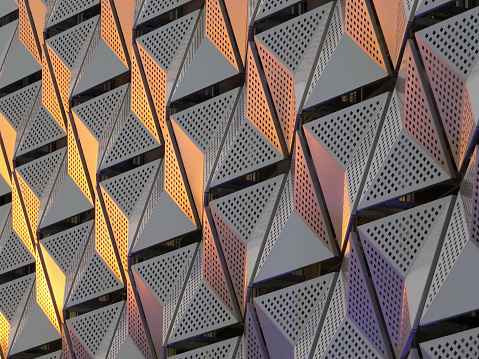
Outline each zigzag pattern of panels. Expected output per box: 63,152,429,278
0,0,477,358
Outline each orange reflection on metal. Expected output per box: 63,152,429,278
12,177,34,255
101,0,128,66
0,312,9,358
19,0,41,63
42,50,65,131
36,251,60,333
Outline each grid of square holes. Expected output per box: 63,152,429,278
294,277,332,359
164,129,195,223
173,89,236,152
395,0,407,64
127,280,152,359
212,176,278,243
104,112,158,167
171,247,203,336
345,0,384,70
257,0,300,20
257,6,328,73
346,99,384,206
307,97,382,169
419,8,479,78
0,81,39,131
294,139,330,248
68,120,92,203
361,93,402,204
36,251,60,331
347,242,386,356
106,304,127,359
312,277,346,359
69,253,123,305
362,237,405,350
42,51,65,130
246,49,282,153
102,194,128,272
212,210,246,309
0,228,34,275
19,0,40,62
42,221,92,273
95,195,123,279
257,174,292,273
424,197,469,311
422,327,479,359
17,149,65,199
137,44,166,136
245,305,267,359
131,49,156,141
322,318,382,359
16,176,39,242
170,337,238,359
203,214,235,313
48,47,71,113
138,13,197,72
256,275,332,343
404,49,446,168
469,151,479,246
102,161,157,217
171,281,235,341
308,2,343,99
47,0,97,27
206,0,237,68
138,0,191,24
211,89,246,182
73,85,127,140
12,180,34,255
101,0,126,65
69,302,123,357
0,274,33,321
420,41,465,165
18,105,66,156
361,198,447,275
12,280,35,350
213,120,281,184
257,43,296,150
460,87,475,167
47,16,97,68
363,133,446,207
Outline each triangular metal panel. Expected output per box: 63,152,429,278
294,133,336,254
246,42,284,155
168,280,237,343
305,35,386,108
17,104,66,157
0,36,41,90
46,16,98,70
205,0,241,71
245,303,268,359
311,273,347,359
36,350,62,359
101,111,160,170
210,120,283,187
41,221,93,274
210,175,282,244
169,337,239,359
420,327,479,359
46,0,97,28
0,215,34,276
72,39,128,97
9,302,61,356
415,7,479,79
255,0,301,21
136,0,192,26
359,130,450,209
203,211,237,316
0,274,34,323
40,174,93,228
115,336,145,359
415,0,457,16
172,38,239,101
255,212,334,283
347,235,390,358
255,274,334,355
101,0,128,67
402,42,452,174
19,0,41,63
67,301,124,358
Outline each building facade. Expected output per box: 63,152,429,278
0,0,477,358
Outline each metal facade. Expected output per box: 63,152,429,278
0,0,477,358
